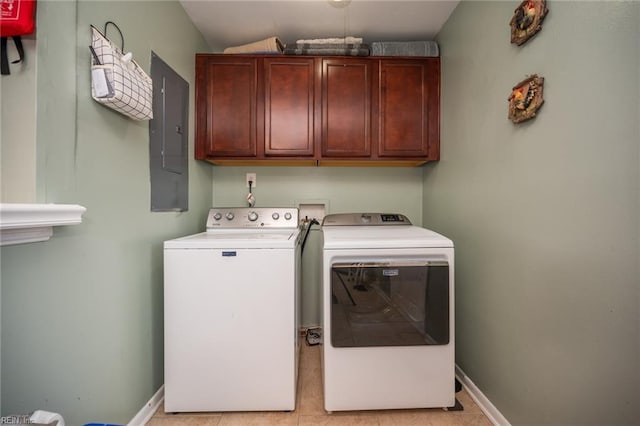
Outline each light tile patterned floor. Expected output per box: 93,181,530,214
148,343,492,425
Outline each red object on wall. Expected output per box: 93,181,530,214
0,0,36,36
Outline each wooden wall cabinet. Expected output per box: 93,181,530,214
195,54,440,166
263,57,317,158
378,59,439,160
321,58,373,158
195,56,257,158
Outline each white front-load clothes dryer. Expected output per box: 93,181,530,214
321,213,455,412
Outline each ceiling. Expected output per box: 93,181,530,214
180,0,460,51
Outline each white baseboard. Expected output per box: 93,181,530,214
128,385,164,426
455,365,510,426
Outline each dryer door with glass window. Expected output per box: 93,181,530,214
330,259,449,347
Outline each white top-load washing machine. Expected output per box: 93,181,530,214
164,207,301,412
321,213,455,412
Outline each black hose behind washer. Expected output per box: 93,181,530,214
300,218,320,254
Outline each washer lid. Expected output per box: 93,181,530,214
322,225,453,249
164,228,300,249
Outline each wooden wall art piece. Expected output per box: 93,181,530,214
508,74,544,124
510,0,548,46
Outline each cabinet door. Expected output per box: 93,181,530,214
321,58,373,157
195,56,257,158
378,59,439,159
263,58,316,157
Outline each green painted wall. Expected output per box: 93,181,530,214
211,167,423,223
0,37,37,203
1,1,211,424
211,166,424,326
426,1,640,423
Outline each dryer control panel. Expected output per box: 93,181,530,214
322,213,412,226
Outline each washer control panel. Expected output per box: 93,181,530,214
207,207,299,229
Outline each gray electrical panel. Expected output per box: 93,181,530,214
149,51,189,211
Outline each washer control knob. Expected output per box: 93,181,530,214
272,212,280,220
248,211,259,222
284,212,292,221
225,212,235,221
213,212,222,221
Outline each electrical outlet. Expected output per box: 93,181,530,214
246,173,257,188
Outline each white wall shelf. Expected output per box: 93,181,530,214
0,203,87,246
